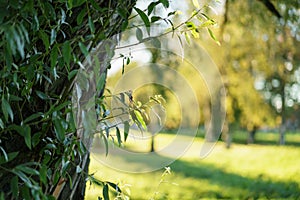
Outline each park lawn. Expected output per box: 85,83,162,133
85,132,300,199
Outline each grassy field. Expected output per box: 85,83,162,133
85,131,300,199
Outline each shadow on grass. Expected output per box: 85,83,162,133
91,137,300,198
170,159,300,199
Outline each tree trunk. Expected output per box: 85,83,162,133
247,126,257,144
221,120,231,148
279,82,286,145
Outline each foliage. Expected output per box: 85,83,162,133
0,0,135,199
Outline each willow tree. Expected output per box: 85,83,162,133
0,1,136,199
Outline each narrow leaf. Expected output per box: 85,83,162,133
136,27,143,42
103,184,109,200
124,121,130,142
62,41,72,65
207,28,221,45
88,16,95,34
159,0,169,8
50,28,57,45
151,16,161,23
23,112,43,124
107,181,122,193
36,91,49,100
53,119,65,142
147,2,157,15
0,147,8,162
50,45,58,68
0,152,19,165
134,110,147,130
134,7,150,35
1,98,13,122
10,176,18,198
23,125,31,149
116,127,121,146
39,165,47,184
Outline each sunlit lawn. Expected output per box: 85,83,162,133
85,131,300,199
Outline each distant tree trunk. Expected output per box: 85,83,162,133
222,121,231,148
247,126,257,144
279,86,286,145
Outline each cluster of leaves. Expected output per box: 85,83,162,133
0,0,135,199
96,91,166,155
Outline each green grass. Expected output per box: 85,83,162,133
85,132,300,199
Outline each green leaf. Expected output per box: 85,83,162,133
32,132,42,147
21,185,31,200
68,69,78,80
61,160,70,175
62,41,72,66
0,147,8,162
0,119,3,129
13,170,32,188
200,20,216,28
11,176,18,198
97,74,106,92
107,181,122,193
136,27,143,42
134,110,147,130
90,0,102,11
88,16,95,34
0,151,19,165
134,7,150,35
23,112,43,124
207,28,221,45
50,45,58,68
1,98,13,122
126,57,130,65
50,28,57,45
103,184,109,200
38,30,50,50
184,32,191,45
79,42,91,63
16,165,39,176
117,7,127,19
116,127,121,146
151,16,161,23
159,0,169,8
53,119,65,142
23,125,32,150
147,2,158,15
39,165,47,184
124,121,130,142
36,90,49,100
77,8,87,25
